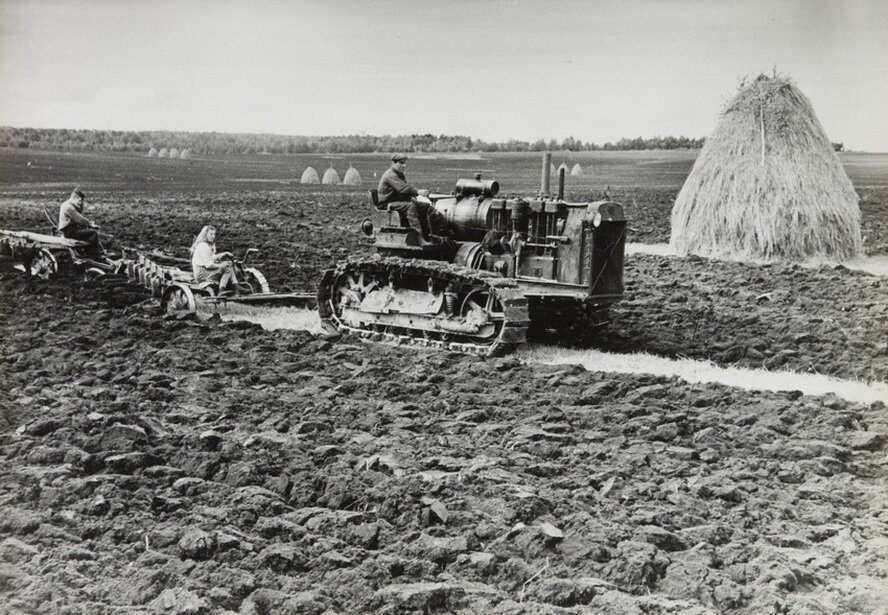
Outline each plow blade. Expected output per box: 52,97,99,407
211,292,317,309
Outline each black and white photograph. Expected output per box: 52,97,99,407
0,0,885,613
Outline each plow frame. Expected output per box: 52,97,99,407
123,249,315,314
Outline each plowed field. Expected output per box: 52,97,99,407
1,148,885,614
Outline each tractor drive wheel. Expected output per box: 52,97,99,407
28,249,58,280
161,284,197,315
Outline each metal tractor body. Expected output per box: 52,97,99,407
319,154,627,355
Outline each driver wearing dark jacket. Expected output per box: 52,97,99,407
58,188,101,254
377,154,431,245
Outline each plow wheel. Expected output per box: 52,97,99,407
28,249,58,279
83,266,107,282
242,267,270,294
161,284,197,315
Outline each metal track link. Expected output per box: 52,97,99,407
319,256,530,356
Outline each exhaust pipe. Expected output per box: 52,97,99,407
541,152,551,196
558,167,566,200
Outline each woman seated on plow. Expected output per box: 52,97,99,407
190,225,250,292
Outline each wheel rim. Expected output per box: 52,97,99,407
243,268,269,294
165,287,192,314
84,267,105,281
333,271,377,316
458,288,505,342
29,250,57,279
460,289,504,321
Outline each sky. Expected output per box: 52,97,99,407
1,0,886,151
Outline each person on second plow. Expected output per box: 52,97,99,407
58,188,102,256
377,153,435,246
189,225,251,293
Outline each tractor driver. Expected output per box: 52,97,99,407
58,188,101,255
377,153,433,245
190,225,251,293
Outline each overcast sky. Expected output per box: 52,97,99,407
1,0,886,151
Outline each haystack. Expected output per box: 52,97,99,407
571,163,583,176
300,167,320,184
158,148,169,158
550,163,557,174
343,165,362,186
670,74,860,261
180,149,191,159
557,162,569,175
148,147,158,157
169,147,180,158
322,166,341,185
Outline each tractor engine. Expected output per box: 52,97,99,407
424,167,626,300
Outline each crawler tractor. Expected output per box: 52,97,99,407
318,154,626,355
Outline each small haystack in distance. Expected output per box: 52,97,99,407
343,164,362,186
180,149,191,159
158,148,169,158
557,162,569,175
571,163,583,176
550,163,557,174
300,167,320,184
169,147,180,158
148,147,158,157
671,74,860,261
322,166,341,185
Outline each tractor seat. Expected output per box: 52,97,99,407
368,189,405,228
368,188,387,211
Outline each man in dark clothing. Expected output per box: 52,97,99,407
58,188,101,255
377,154,432,244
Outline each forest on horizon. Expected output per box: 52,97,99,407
0,126,706,155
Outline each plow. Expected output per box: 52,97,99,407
0,230,123,279
0,229,316,314
123,249,315,315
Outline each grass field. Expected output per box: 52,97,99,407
3,147,886,197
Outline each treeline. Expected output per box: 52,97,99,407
0,126,704,154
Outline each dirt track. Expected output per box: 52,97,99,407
1,181,886,613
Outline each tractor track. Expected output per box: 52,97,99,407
318,256,530,356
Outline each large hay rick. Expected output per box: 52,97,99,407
671,74,861,261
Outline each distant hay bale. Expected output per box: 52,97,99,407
322,166,341,185
169,147,180,158
550,163,557,174
670,74,860,262
148,147,158,157
343,165,362,185
300,167,320,184
571,163,583,176
158,148,169,158
180,149,191,159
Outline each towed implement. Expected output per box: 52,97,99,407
125,249,315,315
0,229,123,279
318,153,627,356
